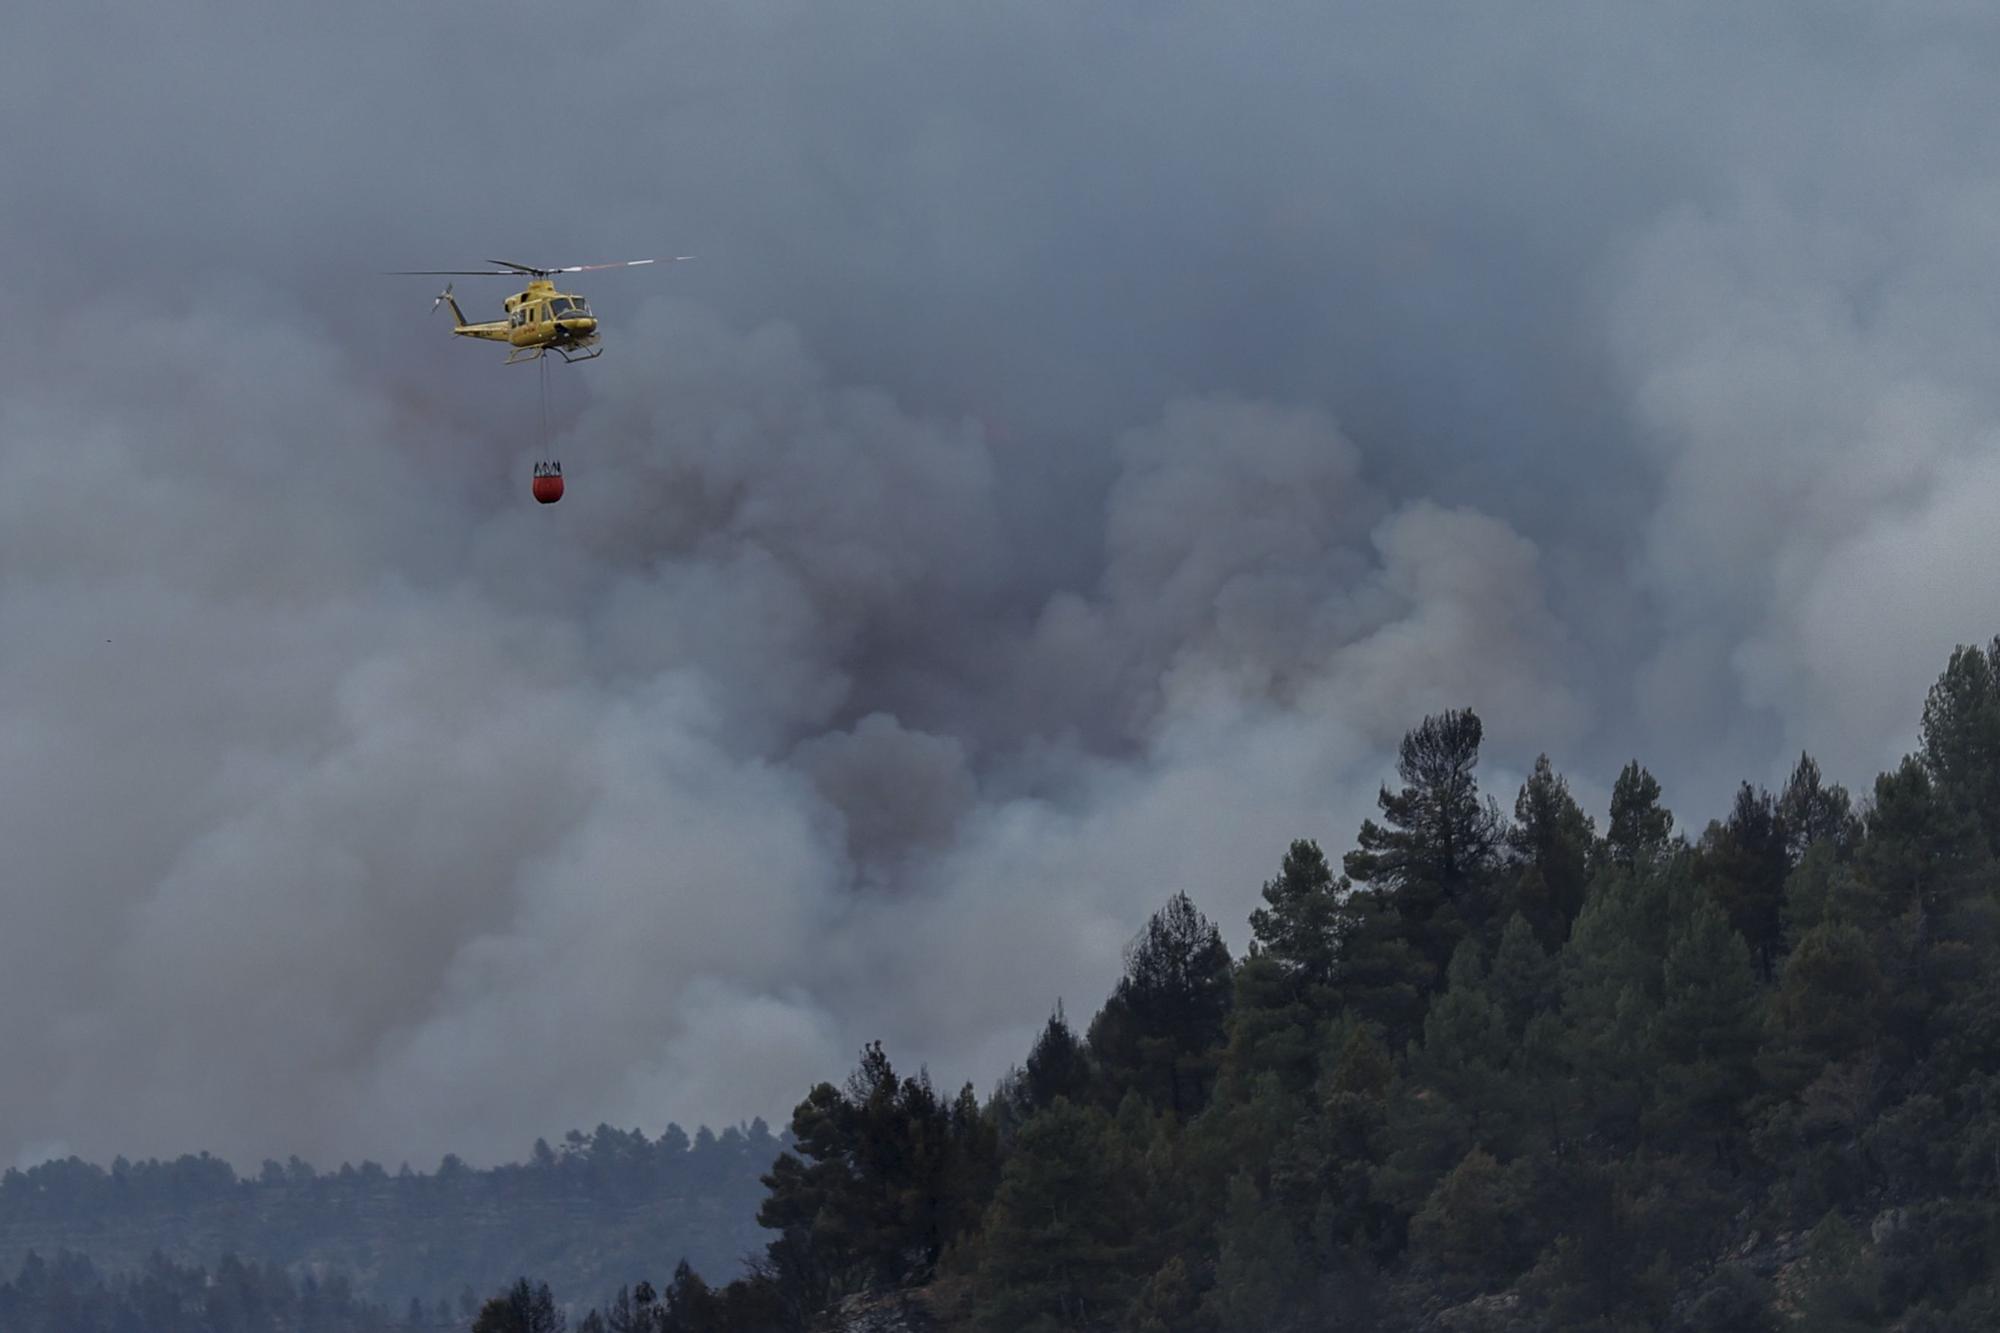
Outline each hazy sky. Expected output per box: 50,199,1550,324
7,0,2000,1170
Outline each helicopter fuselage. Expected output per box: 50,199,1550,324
440,278,601,363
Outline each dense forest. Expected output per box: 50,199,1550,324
0,1120,777,1321
18,637,2000,1332
544,637,2000,1331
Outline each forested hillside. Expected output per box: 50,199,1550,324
0,1250,405,1332
0,1120,777,1321
556,638,2000,1331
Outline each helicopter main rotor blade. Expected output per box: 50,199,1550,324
550,257,695,272
394,257,695,278
550,259,654,273
480,258,695,276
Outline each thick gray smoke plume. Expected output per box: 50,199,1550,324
5,1,2000,1167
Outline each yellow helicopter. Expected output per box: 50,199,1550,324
394,257,691,363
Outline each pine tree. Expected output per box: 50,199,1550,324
657,1260,717,1333
1247,839,1343,992
1344,710,1504,978
1506,755,1597,948
1313,1023,1395,1252
1413,940,1511,1142
1018,1002,1092,1116
1858,755,1994,1065
1489,912,1557,1039
471,1279,566,1333
1087,894,1234,1116
1557,858,1677,1148
1698,783,1790,977
1375,941,1511,1216
603,1285,637,1333
1779,752,1856,864
1215,953,1320,1102
1606,760,1674,870
946,1081,1002,1242
1920,638,2000,850
1782,841,1877,944
1768,922,1883,1084
1203,1173,1306,1330
757,1042,973,1300
757,1082,853,1303
1324,885,1430,1050
1862,756,1988,924
1647,895,1762,1150
1331,710,1503,1054
974,1099,1140,1331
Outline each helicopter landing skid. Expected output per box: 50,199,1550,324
504,346,546,365
554,344,603,364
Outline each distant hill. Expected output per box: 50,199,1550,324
0,1120,780,1315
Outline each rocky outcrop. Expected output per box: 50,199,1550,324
815,1290,942,1333
1728,1226,1808,1279
1431,1290,1522,1329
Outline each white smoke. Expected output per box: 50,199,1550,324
5,0,1998,1170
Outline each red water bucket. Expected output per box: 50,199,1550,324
532,466,564,505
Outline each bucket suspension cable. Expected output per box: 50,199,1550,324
529,349,564,502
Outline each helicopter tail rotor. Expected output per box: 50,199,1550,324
430,284,469,328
